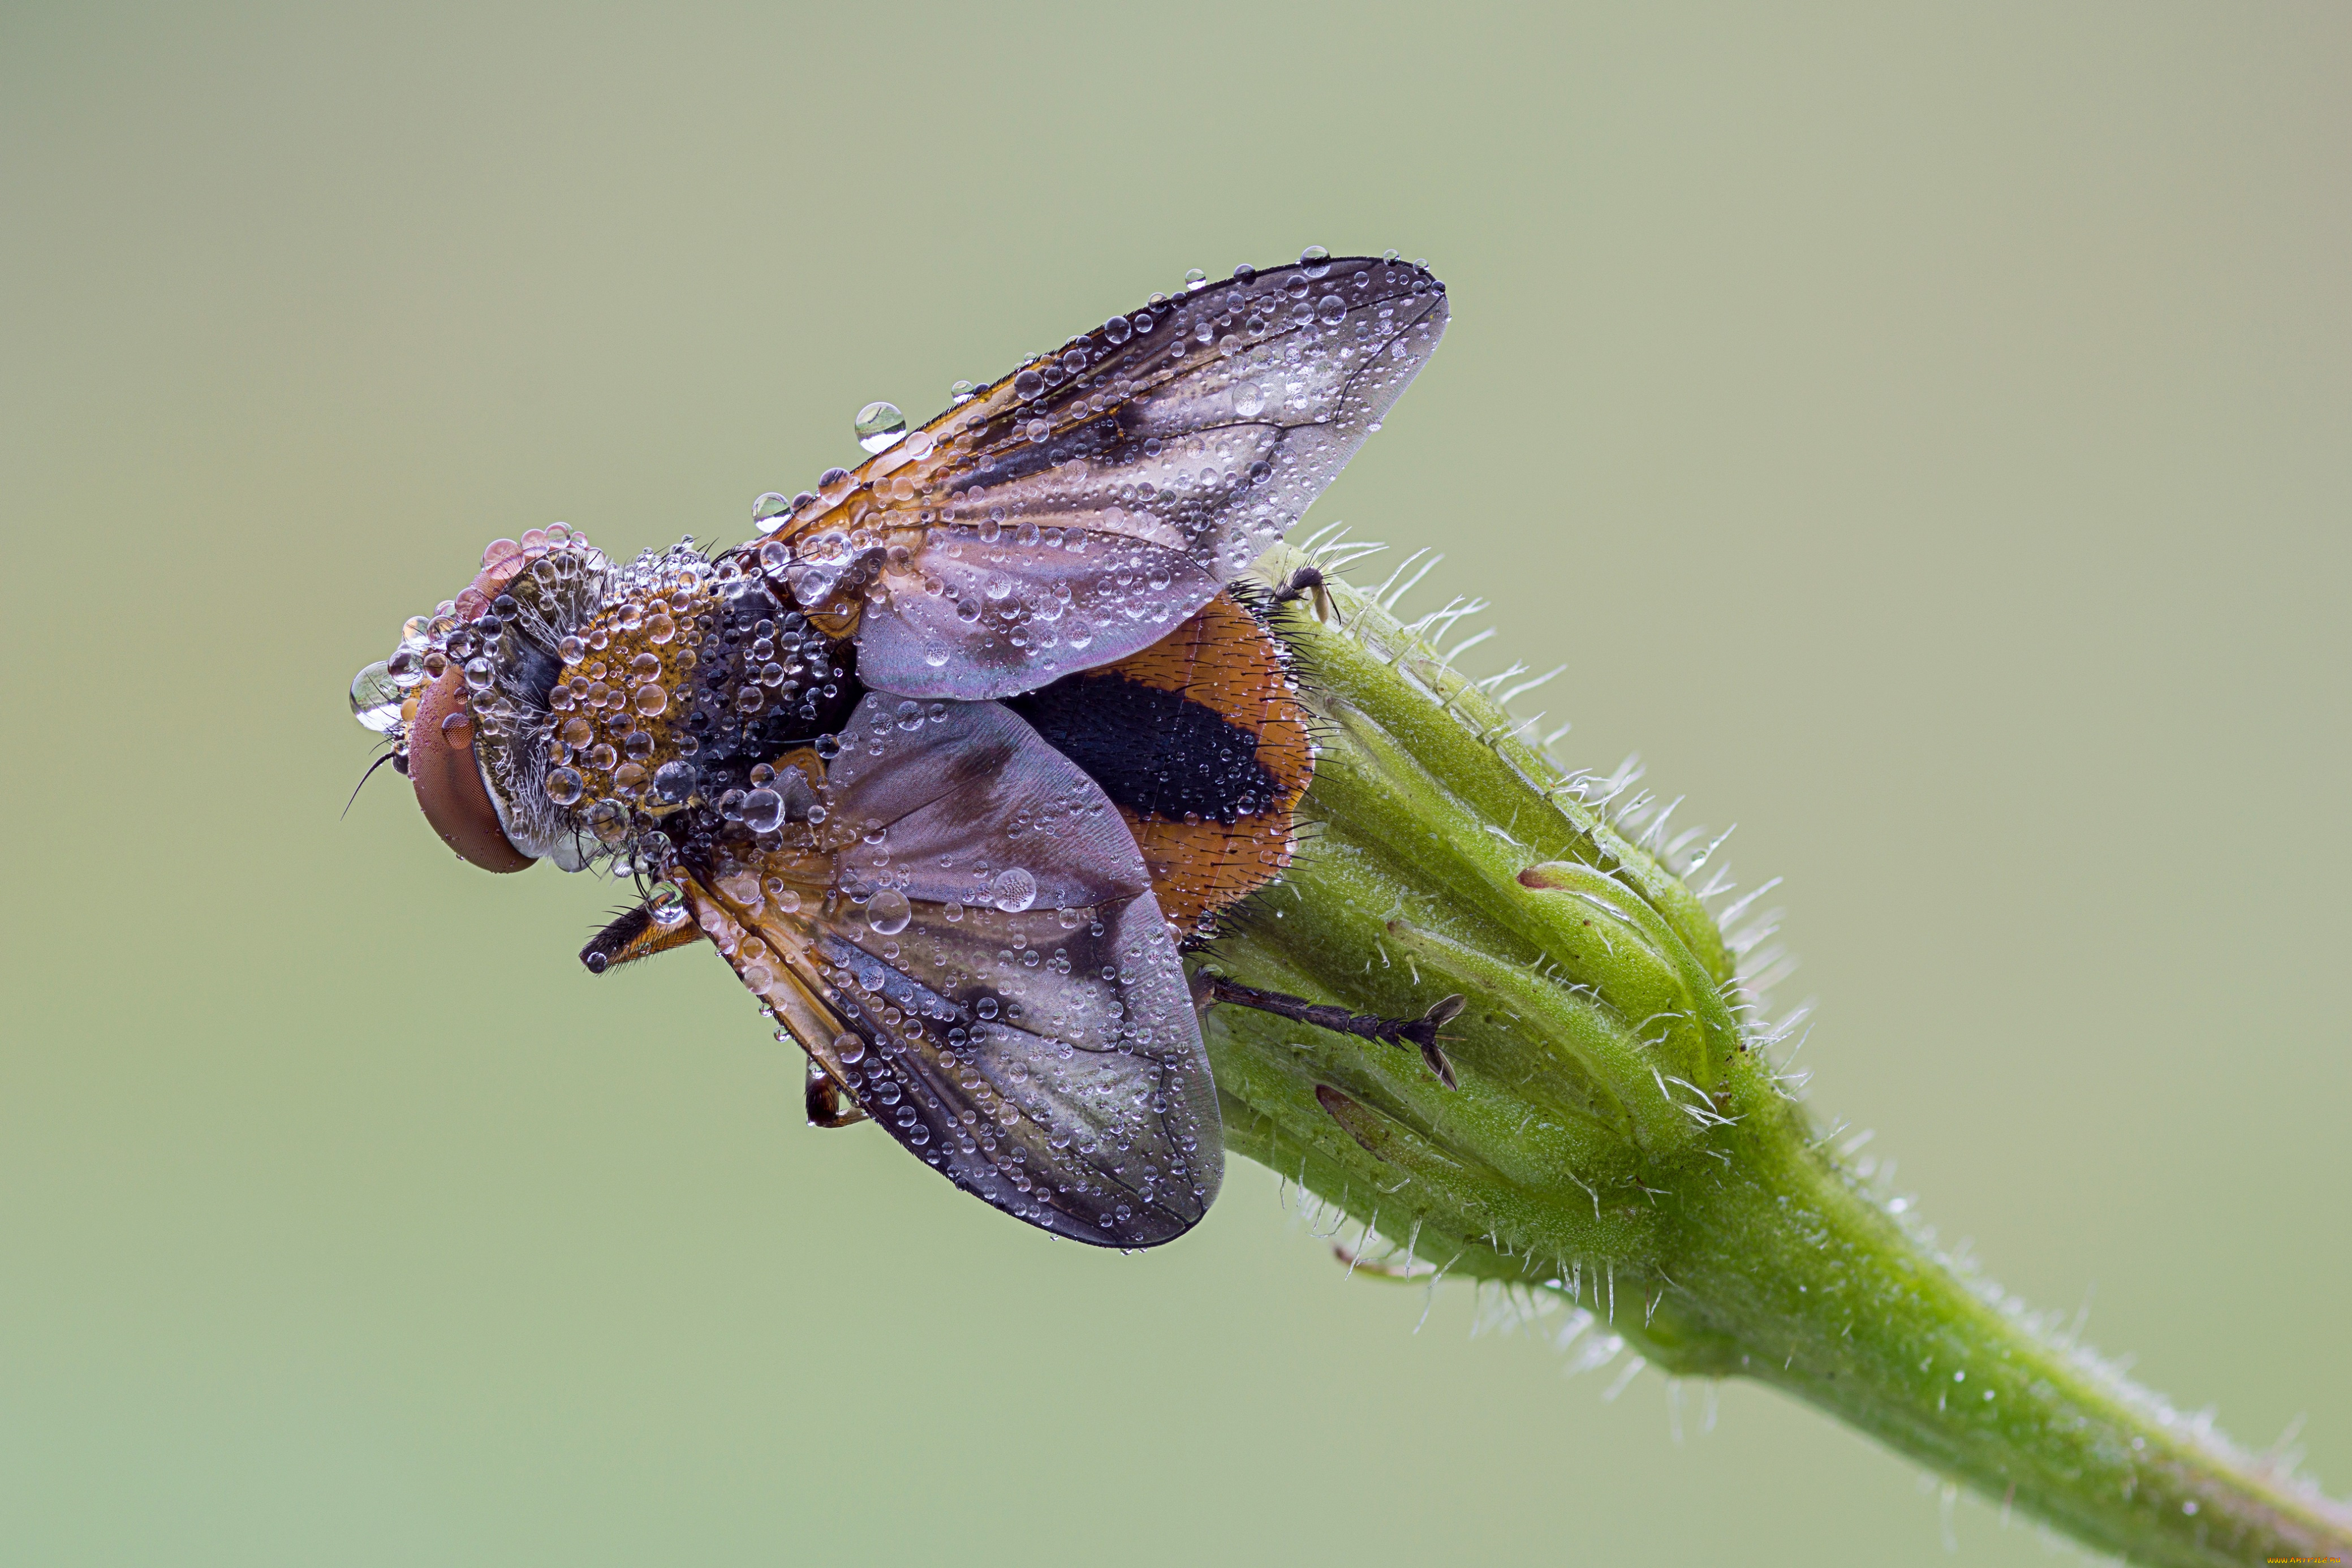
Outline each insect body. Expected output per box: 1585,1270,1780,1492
348,255,1449,1247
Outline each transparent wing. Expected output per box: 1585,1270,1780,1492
751,256,1448,700
690,695,1221,1247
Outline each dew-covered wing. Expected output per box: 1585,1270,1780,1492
691,695,1221,1247
750,256,1448,700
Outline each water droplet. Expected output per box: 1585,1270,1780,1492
753,492,793,532
833,1032,865,1065
989,868,1037,913
1101,315,1132,345
350,662,403,732
1183,268,1208,290
463,657,495,691
632,682,669,717
1316,294,1346,325
854,401,907,454
867,889,912,936
741,788,783,833
545,767,584,805
789,562,841,608
586,799,629,844
439,710,475,750
1013,369,1045,399
1299,244,1332,277
1232,382,1267,418
950,380,977,403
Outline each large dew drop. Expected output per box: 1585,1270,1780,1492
350,661,403,732
989,868,1037,914
854,402,907,454
740,787,785,834
866,889,912,936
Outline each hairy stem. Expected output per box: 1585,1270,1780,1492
1192,546,2352,1567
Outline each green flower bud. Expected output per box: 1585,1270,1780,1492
1195,543,2352,1568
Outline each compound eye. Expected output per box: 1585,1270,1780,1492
410,667,535,873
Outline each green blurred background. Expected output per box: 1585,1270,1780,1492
4,3,2345,1563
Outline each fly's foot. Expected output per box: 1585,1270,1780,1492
1270,565,1334,623
805,1061,868,1128
579,897,702,974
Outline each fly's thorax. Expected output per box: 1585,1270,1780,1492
347,528,865,876
535,550,864,870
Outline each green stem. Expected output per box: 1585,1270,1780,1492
1196,549,2352,1567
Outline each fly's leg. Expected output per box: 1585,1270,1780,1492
804,1062,868,1128
1270,565,1334,623
1192,971,1465,1088
579,898,704,974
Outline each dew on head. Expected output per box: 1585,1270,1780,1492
350,662,403,732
